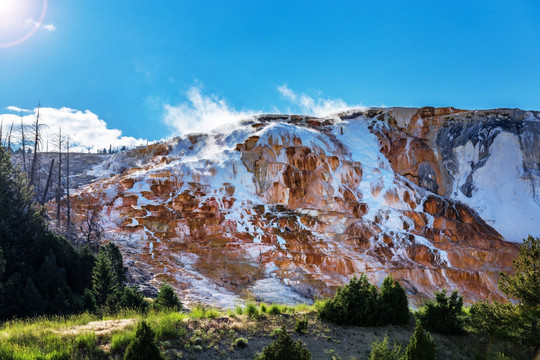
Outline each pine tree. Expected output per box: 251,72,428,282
254,327,311,360
418,289,464,335
0,247,5,280
92,252,118,308
120,285,148,312
499,235,540,307
498,235,540,351
318,274,380,326
403,323,436,360
124,321,163,360
379,275,409,325
153,283,182,310
101,242,127,289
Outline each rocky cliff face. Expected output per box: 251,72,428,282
52,107,540,306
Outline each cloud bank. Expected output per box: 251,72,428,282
163,86,259,135
1,106,146,152
1,84,364,152
163,84,363,136
277,84,364,117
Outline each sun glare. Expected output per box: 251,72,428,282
0,0,48,48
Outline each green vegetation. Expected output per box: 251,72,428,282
469,235,540,353
124,320,163,360
417,289,465,335
0,145,96,320
318,274,409,326
0,143,538,359
233,337,248,348
368,334,402,360
295,316,308,333
246,302,259,317
380,275,410,325
254,327,311,360
152,283,182,311
403,323,436,360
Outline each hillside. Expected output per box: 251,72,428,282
49,107,539,306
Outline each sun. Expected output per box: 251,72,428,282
0,0,48,48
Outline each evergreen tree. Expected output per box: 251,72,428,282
0,146,95,320
92,252,118,309
153,283,182,310
418,289,464,335
124,321,163,360
368,335,402,360
498,235,540,351
318,274,380,326
0,247,5,280
120,285,149,312
499,235,540,307
101,242,127,289
403,323,436,360
254,327,311,360
379,275,409,325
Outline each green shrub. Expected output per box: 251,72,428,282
295,317,308,333
260,304,268,313
124,320,163,360
318,274,380,326
254,327,311,360
469,301,539,351
153,283,182,311
267,304,281,315
233,337,248,348
403,323,436,360
379,276,409,325
235,304,244,315
120,285,149,312
190,305,220,319
417,289,464,335
368,334,402,360
246,302,259,317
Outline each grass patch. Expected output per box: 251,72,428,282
111,330,135,354
190,305,221,319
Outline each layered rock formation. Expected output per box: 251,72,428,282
51,108,540,306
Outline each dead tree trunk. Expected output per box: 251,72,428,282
30,103,41,186
56,127,62,227
66,136,71,230
7,120,14,152
20,113,27,172
42,158,55,204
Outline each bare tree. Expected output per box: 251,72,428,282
7,120,14,152
66,136,71,229
20,112,27,172
55,127,62,226
0,116,3,146
42,158,55,204
29,102,43,186
81,205,103,246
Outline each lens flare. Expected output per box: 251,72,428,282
0,0,48,48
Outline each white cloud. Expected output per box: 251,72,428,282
163,86,258,136
0,107,147,152
43,23,56,31
277,84,364,117
5,106,32,113
25,17,56,31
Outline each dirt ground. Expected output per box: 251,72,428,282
161,314,481,360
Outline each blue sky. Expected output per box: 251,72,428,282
1,0,540,149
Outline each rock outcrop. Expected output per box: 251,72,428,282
51,108,540,306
